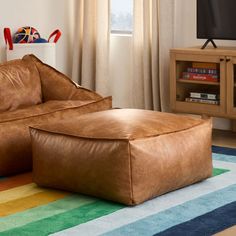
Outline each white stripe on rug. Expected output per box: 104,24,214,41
213,160,236,171
51,160,236,236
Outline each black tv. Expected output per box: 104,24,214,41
197,0,236,49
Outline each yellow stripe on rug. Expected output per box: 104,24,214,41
0,190,69,217
0,183,44,204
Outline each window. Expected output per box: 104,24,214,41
110,0,133,34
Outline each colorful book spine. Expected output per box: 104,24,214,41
187,67,218,75
192,62,217,69
182,72,219,82
185,97,219,105
190,92,219,100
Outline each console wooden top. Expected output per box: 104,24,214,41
170,46,236,57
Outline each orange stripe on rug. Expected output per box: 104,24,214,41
214,225,236,236
0,183,44,204
0,172,32,191
0,190,69,217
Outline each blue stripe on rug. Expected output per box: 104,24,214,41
212,153,236,163
154,201,236,236
212,145,236,156
102,184,236,236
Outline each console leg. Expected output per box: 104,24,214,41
232,120,236,132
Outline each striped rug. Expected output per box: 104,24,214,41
0,146,235,236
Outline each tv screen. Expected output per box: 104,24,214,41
197,0,236,40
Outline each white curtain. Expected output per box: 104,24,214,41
159,0,175,111
132,0,175,111
72,0,110,96
132,0,160,110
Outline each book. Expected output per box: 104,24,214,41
187,67,218,75
190,92,219,100
192,62,217,69
182,72,219,82
185,97,220,105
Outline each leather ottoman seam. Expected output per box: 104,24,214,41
30,118,209,142
128,141,134,205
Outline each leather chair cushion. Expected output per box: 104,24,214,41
0,97,112,176
0,59,42,112
22,55,102,102
0,100,95,123
30,109,213,205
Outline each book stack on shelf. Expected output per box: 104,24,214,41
180,62,220,82
185,92,220,105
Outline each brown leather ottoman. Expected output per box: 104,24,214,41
30,109,213,205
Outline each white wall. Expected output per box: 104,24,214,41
174,0,236,48
0,0,74,76
174,0,234,130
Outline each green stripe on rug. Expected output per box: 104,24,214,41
0,195,95,232
0,200,124,236
213,168,230,176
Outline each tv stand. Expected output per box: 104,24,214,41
201,39,217,49
170,46,236,131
